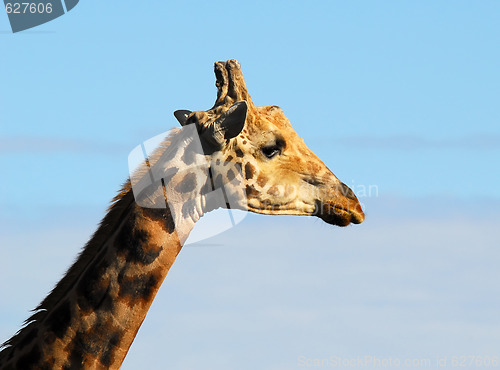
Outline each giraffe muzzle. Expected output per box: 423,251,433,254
314,194,365,227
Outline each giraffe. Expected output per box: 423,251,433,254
0,60,364,369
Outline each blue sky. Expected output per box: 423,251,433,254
1,1,499,369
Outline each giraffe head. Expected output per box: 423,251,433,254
173,60,364,227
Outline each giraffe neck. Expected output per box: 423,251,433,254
0,128,232,369
0,188,192,369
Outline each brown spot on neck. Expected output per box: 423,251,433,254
116,224,163,266
174,173,197,193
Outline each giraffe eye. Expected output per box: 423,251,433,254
261,138,285,159
261,145,281,159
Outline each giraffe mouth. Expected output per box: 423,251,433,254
315,200,365,227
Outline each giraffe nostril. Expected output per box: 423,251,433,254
339,182,357,201
303,177,323,187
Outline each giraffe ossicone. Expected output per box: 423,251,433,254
0,59,364,369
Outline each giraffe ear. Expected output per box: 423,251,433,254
213,101,247,140
173,110,192,126
200,101,247,152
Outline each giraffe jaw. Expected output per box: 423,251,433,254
245,200,364,227
245,201,315,217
